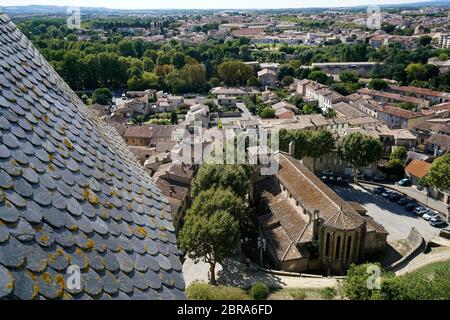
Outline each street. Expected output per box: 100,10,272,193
331,184,444,242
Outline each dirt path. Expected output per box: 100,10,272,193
395,246,450,275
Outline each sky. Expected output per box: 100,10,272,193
0,0,434,10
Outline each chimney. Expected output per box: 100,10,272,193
288,141,295,156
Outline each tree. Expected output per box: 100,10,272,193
259,107,275,119
368,79,388,91
385,158,405,179
425,155,450,192
390,146,407,163
419,35,432,47
217,61,254,86
171,52,186,69
179,209,239,285
118,40,137,57
281,76,294,86
189,187,245,222
405,63,428,82
339,71,359,83
247,76,259,87
308,70,330,85
339,132,383,182
343,263,384,300
91,88,112,105
191,165,251,200
305,130,335,173
170,111,178,125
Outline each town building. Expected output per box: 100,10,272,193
256,153,388,274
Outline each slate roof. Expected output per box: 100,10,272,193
0,12,185,300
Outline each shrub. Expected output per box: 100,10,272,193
249,282,270,300
289,289,306,300
186,281,215,300
186,281,250,300
321,287,337,299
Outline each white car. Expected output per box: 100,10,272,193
422,210,440,221
430,217,445,227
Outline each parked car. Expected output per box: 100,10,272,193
382,191,393,198
388,193,402,201
405,202,419,211
396,178,411,186
321,176,328,181
430,216,445,227
397,197,411,205
422,210,440,221
373,186,386,194
322,170,334,176
335,176,349,186
413,206,429,216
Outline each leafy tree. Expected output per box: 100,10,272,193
305,130,335,173
278,64,295,80
118,39,137,57
171,52,186,69
217,60,254,86
425,155,450,191
390,146,407,163
259,107,275,119
368,79,388,91
191,165,251,200
339,71,359,83
308,70,330,85
385,158,405,179
189,187,245,222
91,88,112,105
395,102,416,111
419,35,432,47
439,53,449,61
281,76,294,86
339,132,383,182
247,76,259,87
405,63,428,82
170,111,178,125
279,129,309,159
179,209,239,285
209,77,221,88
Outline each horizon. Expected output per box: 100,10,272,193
0,0,441,10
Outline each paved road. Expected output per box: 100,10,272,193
366,182,448,217
396,246,450,275
183,257,338,290
332,184,443,242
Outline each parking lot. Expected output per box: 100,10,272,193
331,184,446,242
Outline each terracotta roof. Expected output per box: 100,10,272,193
426,134,450,149
405,159,431,179
123,124,156,139
277,154,364,230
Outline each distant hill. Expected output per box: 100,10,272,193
0,1,449,17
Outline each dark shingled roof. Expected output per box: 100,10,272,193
0,12,185,300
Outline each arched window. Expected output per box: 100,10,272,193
346,236,352,260
325,233,330,256
335,236,341,259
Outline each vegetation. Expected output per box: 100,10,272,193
425,155,450,191
368,79,388,91
191,164,251,200
339,132,384,182
249,282,270,300
186,281,249,300
91,87,112,105
179,207,239,285
343,262,450,300
289,289,306,300
320,287,337,299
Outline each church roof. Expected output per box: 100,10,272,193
0,12,184,300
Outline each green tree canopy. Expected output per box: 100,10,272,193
259,107,275,119
425,155,450,191
368,79,388,91
217,60,254,86
339,132,383,182
188,187,245,222
91,87,112,105
191,165,251,200
305,130,335,172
